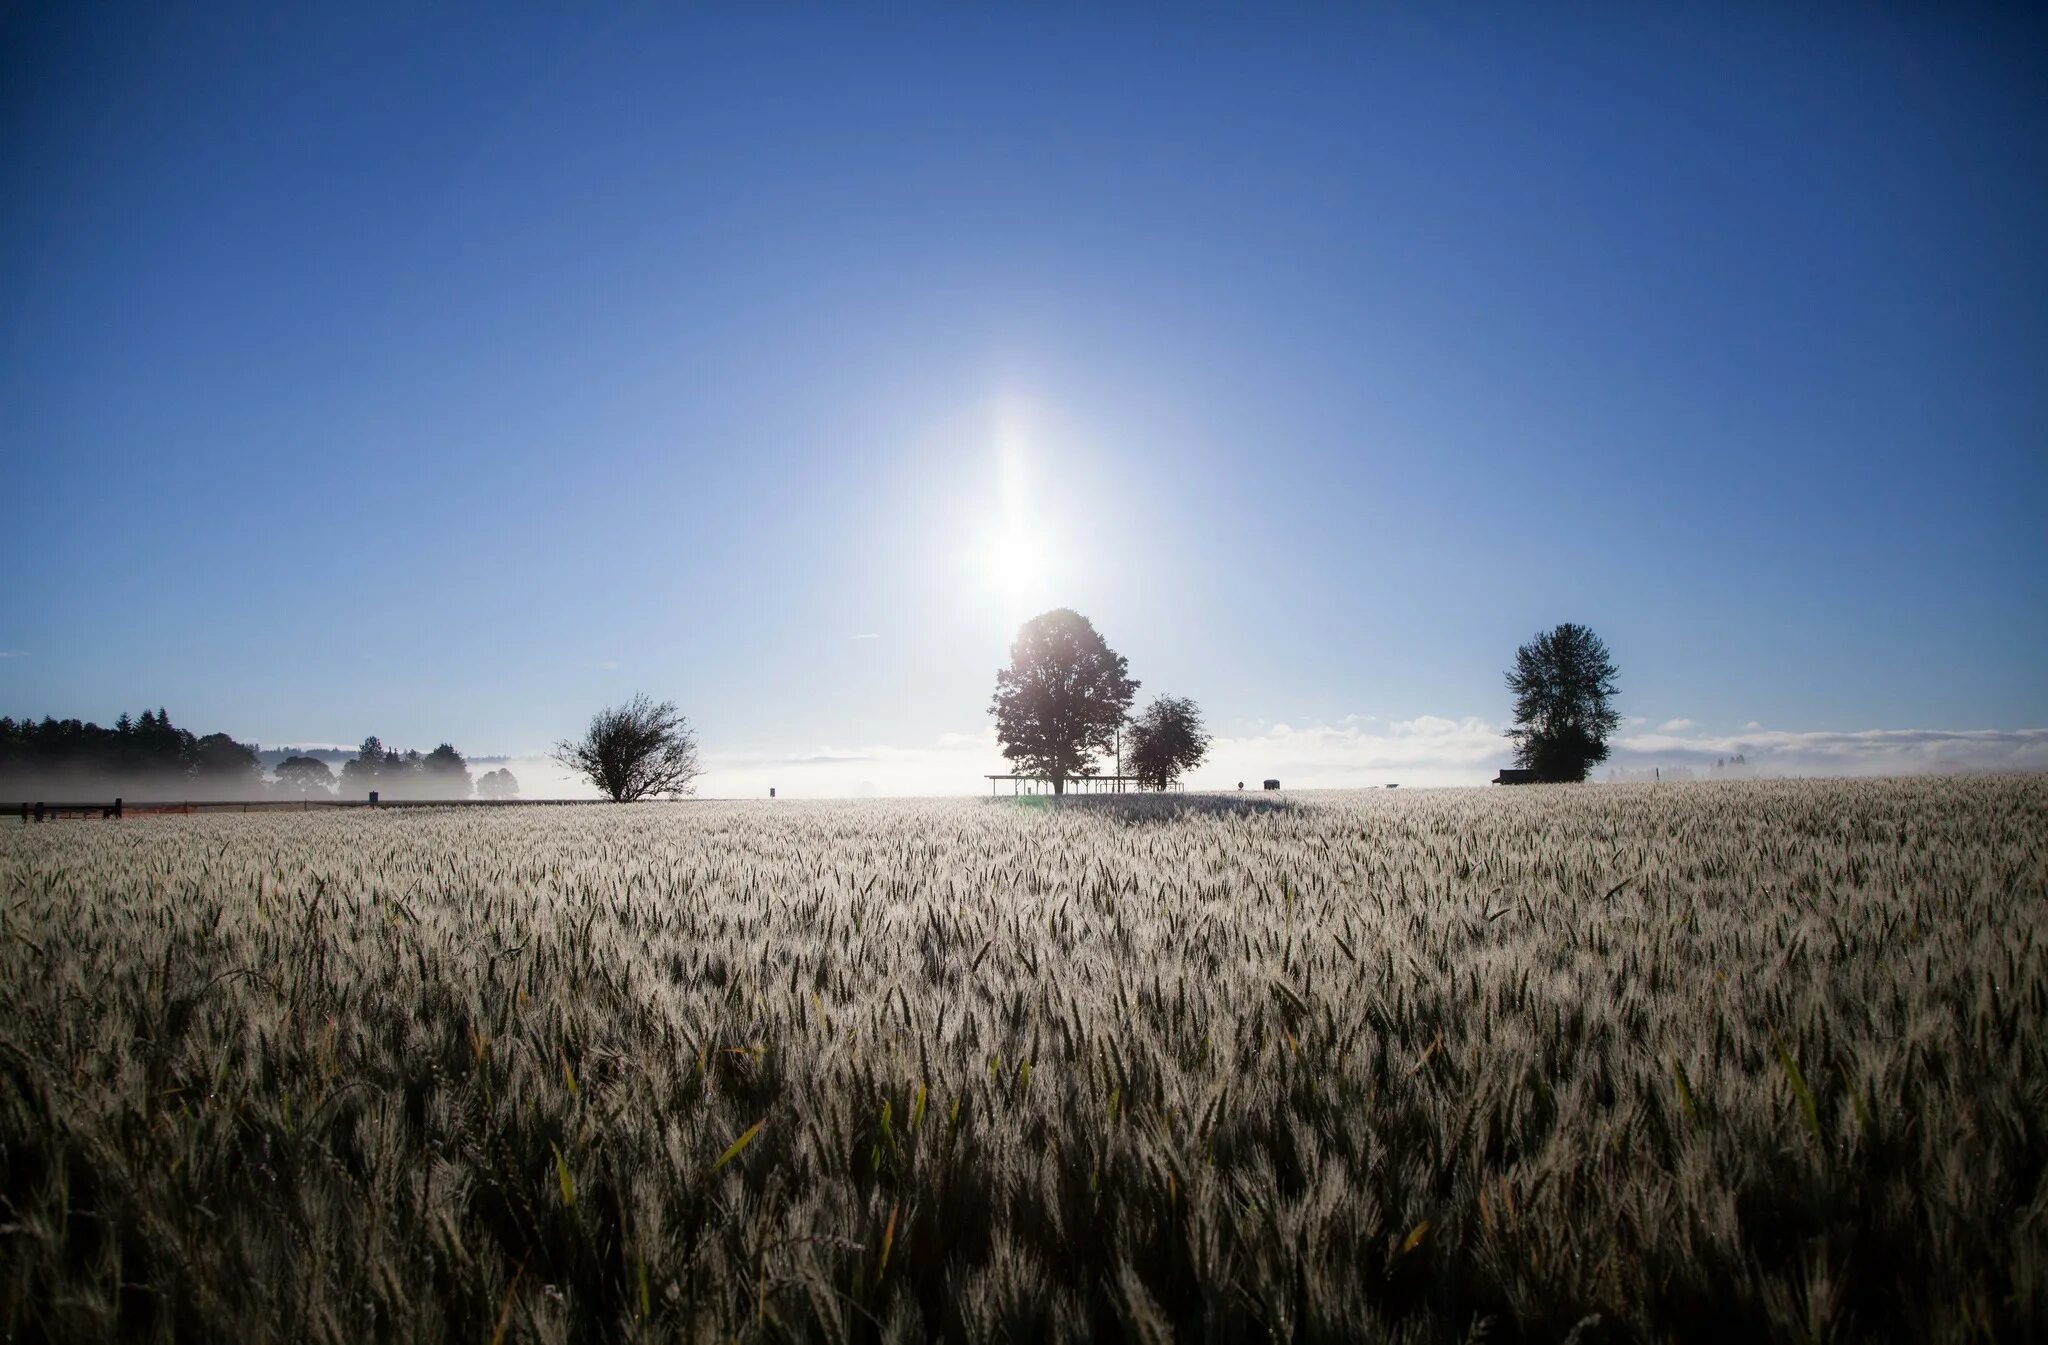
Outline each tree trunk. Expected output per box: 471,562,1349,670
1053,777,1065,796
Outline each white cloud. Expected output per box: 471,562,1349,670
0,651,25,659
1199,716,1509,789
1657,718,1696,732
851,633,882,641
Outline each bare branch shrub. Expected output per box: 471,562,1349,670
553,693,700,801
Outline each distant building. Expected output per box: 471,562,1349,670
1262,778,1280,790
1492,768,1540,785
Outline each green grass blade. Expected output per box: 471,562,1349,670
711,1117,767,1173
1773,1033,1823,1148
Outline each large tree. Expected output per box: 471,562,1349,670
1125,694,1210,790
554,694,701,801
990,608,1138,795
1505,622,1621,783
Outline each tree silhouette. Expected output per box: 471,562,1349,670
554,694,701,801
192,733,262,790
476,767,520,799
990,608,1138,795
421,743,473,799
1505,623,1621,783
0,709,267,798
1125,694,1210,790
273,756,336,798
340,737,385,795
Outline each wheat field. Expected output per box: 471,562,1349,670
2,777,2044,1342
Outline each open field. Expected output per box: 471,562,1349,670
2,778,2044,1342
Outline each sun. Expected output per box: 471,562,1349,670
963,404,1066,626
976,516,1050,617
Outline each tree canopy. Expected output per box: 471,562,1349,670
1505,622,1622,783
989,608,1138,795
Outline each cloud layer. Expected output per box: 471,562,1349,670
1610,725,2048,778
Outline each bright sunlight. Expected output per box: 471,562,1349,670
965,402,1067,626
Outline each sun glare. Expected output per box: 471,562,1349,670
978,518,1046,612
964,403,1066,627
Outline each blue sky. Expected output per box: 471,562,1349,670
3,4,2044,793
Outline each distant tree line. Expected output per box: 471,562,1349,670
261,737,520,800
0,709,264,800
0,710,516,802
324,737,474,801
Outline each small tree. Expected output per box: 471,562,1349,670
1505,622,1621,783
990,608,1139,795
1125,694,1210,790
273,756,336,798
476,766,520,799
554,694,701,801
